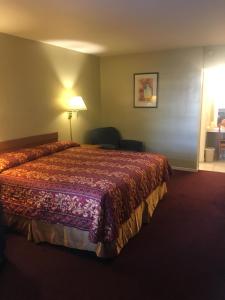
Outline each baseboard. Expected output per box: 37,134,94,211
171,166,198,172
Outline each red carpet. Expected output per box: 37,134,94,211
0,170,225,300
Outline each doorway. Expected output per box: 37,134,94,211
199,64,225,173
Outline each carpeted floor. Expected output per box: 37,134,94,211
0,170,225,300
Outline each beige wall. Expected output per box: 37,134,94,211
0,32,205,169
100,48,203,169
0,33,101,143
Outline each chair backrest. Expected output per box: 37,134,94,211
87,127,121,148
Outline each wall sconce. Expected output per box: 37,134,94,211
67,96,87,141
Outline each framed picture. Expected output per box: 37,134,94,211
134,72,159,108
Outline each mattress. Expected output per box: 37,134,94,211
0,142,171,257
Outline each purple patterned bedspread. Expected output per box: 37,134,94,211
0,146,171,243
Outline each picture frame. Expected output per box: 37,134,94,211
134,72,159,108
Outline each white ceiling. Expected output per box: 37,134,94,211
1,0,225,56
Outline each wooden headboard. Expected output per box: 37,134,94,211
0,132,58,153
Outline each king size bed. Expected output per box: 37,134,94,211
0,132,171,257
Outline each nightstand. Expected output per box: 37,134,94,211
81,144,101,149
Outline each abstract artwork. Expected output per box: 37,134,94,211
134,73,159,108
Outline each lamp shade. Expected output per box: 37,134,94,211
68,96,87,111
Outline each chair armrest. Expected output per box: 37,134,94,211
100,144,117,150
120,139,144,152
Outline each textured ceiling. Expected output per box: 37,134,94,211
1,0,225,55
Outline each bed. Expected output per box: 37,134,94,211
0,132,171,257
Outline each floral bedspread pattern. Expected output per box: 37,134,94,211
0,147,171,243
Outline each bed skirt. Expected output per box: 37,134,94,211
3,182,167,257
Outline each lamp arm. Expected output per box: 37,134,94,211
67,108,83,142
68,111,73,120
67,111,73,141
69,117,73,141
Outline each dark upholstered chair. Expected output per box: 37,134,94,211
86,127,144,152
